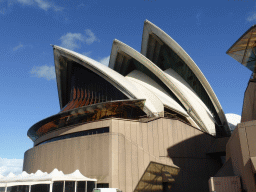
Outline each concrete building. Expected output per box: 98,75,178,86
23,20,231,192
208,25,256,192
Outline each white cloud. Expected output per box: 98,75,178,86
247,13,256,22
0,7,7,14
60,30,99,51
85,29,100,45
15,0,63,12
17,0,33,5
0,158,23,176
30,65,56,80
13,43,23,51
77,3,85,8
99,56,110,66
60,33,85,50
82,51,92,56
34,0,50,11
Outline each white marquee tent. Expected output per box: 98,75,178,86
0,169,97,192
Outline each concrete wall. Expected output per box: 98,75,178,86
24,118,223,192
23,133,111,183
241,81,256,122
209,176,241,192
226,120,256,191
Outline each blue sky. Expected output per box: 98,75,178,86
0,0,254,175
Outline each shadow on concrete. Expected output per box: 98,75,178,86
166,133,223,192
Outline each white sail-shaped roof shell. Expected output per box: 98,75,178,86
53,45,164,117
126,70,188,118
109,39,214,133
49,20,230,136
141,20,230,135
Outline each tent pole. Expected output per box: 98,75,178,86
50,182,53,192
63,181,65,192
75,181,77,192
29,185,31,192
85,181,87,192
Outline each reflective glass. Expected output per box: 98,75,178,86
53,181,64,192
77,181,85,192
61,60,129,111
65,181,75,192
31,184,50,192
0,188,5,192
96,183,109,188
39,127,109,146
29,99,146,142
87,181,95,192
7,186,29,192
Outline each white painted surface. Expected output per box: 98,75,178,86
164,68,216,134
126,70,187,117
109,40,209,133
141,20,229,133
0,169,96,187
54,45,162,117
225,113,241,132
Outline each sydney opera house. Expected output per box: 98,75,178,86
23,20,231,191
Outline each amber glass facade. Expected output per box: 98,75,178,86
60,58,129,112
28,99,146,141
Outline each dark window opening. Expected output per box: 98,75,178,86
97,183,109,188
157,44,222,126
31,184,50,192
60,57,129,111
65,181,75,192
28,99,146,141
7,186,29,192
77,181,86,192
117,56,186,111
164,107,191,126
87,181,95,192
163,182,171,192
53,181,64,192
37,127,109,146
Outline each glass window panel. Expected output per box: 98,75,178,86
96,183,109,188
65,181,75,192
53,181,64,192
7,186,18,192
0,187,5,192
20,185,29,192
87,181,95,192
31,184,50,192
38,127,109,146
77,181,85,192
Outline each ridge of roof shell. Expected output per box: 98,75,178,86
110,40,190,118
125,70,189,118
52,45,163,117
141,20,230,135
49,19,230,136
109,39,214,133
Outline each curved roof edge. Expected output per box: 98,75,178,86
28,99,146,142
109,39,213,133
141,20,230,134
52,45,160,117
125,70,189,118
